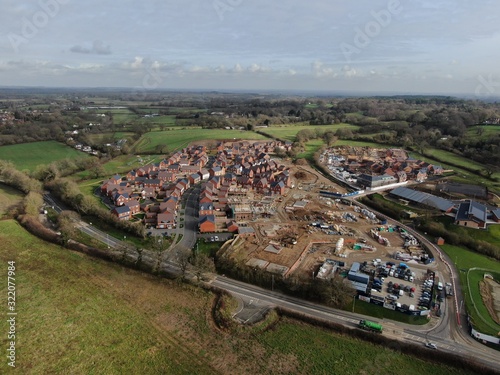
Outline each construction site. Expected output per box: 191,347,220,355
219,162,432,284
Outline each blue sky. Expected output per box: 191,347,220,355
0,0,499,96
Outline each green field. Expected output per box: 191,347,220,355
257,319,473,375
86,131,135,144
334,139,399,148
466,269,500,335
465,125,500,141
297,139,324,160
134,128,267,153
0,183,23,218
422,148,500,180
440,244,500,335
0,141,88,172
260,123,359,141
96,108,135,124
0,220,480,374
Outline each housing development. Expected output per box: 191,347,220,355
1,91,499,374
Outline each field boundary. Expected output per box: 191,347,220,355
467,268,500,334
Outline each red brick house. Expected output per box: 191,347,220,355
270,181,285,195
113,192,130,206
189,173,201,185
158,171,176,182
157,212,176,229
112,206,131,220
199,215,216,233
124,200,140,215
199,202,214,216
142,187,156,198
227,220,239,233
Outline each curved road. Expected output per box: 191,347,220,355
212,276,500,370
43,191,500,372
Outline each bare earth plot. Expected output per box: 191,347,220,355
480,277,500,325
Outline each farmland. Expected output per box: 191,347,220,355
256,319,475,375
0,183,23,218
465,125,500,141
134,128,267,153
259,123,359,141
86,131,135,144
0,219,477,374
0,141,88,172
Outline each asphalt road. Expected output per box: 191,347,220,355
42,191,500,371
212,276,500,370
166,185,201,259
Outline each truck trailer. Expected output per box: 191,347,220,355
358,320,383,333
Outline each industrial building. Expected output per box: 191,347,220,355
389,187,454,212
347,262,369,292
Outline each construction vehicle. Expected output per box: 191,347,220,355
358,320,383,333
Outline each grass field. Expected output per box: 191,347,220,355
256,318,473,375
260,123,359,141
423,148,500,181
466,269,500,335
0,141,89,172
440,244,500,335
0,220,478,374
134,129,267,153
86,131,135,144
297,139,324,160
0,183,23,218
465,125,500,141
334,139,399,148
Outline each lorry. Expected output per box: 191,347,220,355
358,319,383,333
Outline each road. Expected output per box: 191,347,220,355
212,276,500,370
42,191,500,372
164,185,201,260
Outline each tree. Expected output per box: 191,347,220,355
89,164,106,179
319,276,354,308
57,211,79,244
23,191,43,216
323,131,338,146
177,250,190,279
191,252,215,282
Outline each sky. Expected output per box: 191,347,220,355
0,0,499,96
